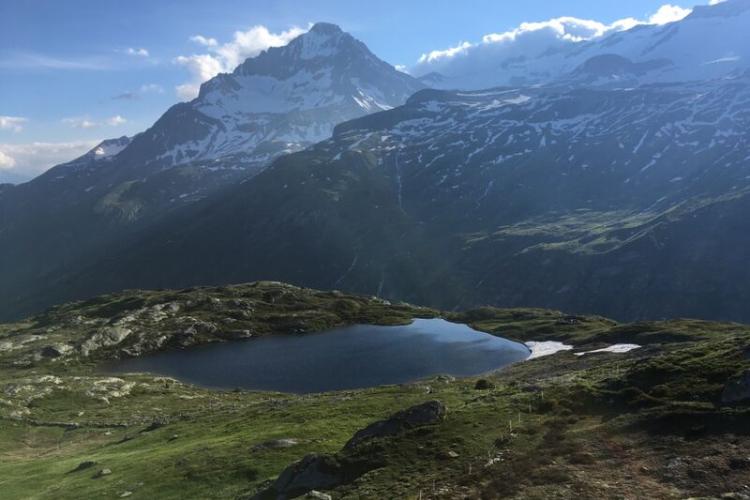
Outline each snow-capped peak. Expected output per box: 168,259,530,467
89,136,131,160
297,23,346,59
115,23,423,172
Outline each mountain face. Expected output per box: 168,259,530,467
3,4,750,323
0,23,423,321
127,22,423,172
422,0,750,90
20,70,750,322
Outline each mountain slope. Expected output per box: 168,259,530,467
421,0,750,90
16,72,750,322
0,23,423,321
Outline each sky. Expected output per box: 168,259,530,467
0,0,723,182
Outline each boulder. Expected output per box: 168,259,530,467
80,326,132,356
344,400,446,449
252,438,299,451
306,491,332,500
474,379,495,390
254,454,377,499
69,460,97,473
93,468,112,478
721,370,750,405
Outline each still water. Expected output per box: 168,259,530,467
104,318,530,393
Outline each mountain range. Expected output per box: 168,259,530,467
418,0,750,90
1,1,750,322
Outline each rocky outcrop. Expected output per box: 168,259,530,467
722,370,750,405
252,453,380,500
80,326,132,356
254,401,446,499
344,400,446,449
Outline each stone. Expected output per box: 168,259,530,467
80,326,132,356
255,453,379,500
344,400,446,449
69,460,97,473
306,491,332,500
721,370,750,405
93,468,112,478
252,438,300,451
474,379,495,390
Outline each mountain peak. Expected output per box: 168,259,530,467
308,22,344,35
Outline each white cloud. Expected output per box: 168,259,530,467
709,0,726,5
414,3,693,76
0,150,16,169
126,47,150,57
647,4,692,25
140,83,164,93
62,117,98,129
113,83,164,100
62,116,127,129
418,41,472,64
174,25,307,100
0,116,28,133
190,35,218,47
0,141,99,179
0,52,110,70
106,115,127,126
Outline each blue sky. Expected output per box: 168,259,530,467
0,0,718,180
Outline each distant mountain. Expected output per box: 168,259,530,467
0,170,28,185
20,71,750,322
420,0,750,90
124,22,423,173
0,23,424,320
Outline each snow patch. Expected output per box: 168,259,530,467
524,341,574,360
575,344,641,356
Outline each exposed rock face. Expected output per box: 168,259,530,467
254,454,379,500
722,370,750,405
80,326,132,356
344,400,447,449
255,400,446,499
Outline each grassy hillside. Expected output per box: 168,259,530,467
0,282,748,498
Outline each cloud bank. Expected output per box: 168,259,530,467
174,25,307,100
62,115,127,129
0,141,100,182
0,116,28,133
413,4,692,77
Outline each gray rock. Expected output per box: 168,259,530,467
474,379,495,390
93,468,112,478
39,343,73,358
80,326,132,356
306,491,332,500
69,460,97,473
254,453,381,499
722,370,750,405
344,400,446,449
262,454,343,499
252,438,299,451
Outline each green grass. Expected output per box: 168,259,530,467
1,283,749,498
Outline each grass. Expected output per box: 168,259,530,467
0,282,749,498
